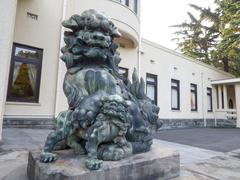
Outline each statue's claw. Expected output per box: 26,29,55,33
40,152,58,163
85,158,103,170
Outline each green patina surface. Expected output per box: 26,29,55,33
40,9,162,170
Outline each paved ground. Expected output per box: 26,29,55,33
1,128,240,179
0,128,51,152
155,128,240,152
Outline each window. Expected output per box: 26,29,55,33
134,0,138,13
207,88,213,112
146,73,157,105
114,0,129,6
221,86,224,109
171,79,180,110
119,67,128,84
7,43,43,103
121,0,129,6
190,84,197,111
119,67,128,79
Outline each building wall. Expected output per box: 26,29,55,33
4,0,64,119
1,0,235,131
140,39,233,128
0,0,18,140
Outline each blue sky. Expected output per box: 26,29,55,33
141,0,215,50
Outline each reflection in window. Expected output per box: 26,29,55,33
207,88,213,112
15,47,40,59
7,43,43,102
146,73,157,105
171,79,180,110
190,84,197,111
11,62,37,100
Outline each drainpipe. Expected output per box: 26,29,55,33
201,72,206,127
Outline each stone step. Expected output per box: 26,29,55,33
3,118,55,129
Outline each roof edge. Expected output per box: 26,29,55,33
211,78,240,85
141,38,235,78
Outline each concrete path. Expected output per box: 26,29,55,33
0,128,51,180
155,140,240,180
1,128,240,179
155,128,240,152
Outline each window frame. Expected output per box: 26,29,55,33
171,79,180,110
7,43,43,103
146,73,158,105
207,87,213,112
190,83,198,111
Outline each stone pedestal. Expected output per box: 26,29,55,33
27,142,180,180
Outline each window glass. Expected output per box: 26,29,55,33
15,47,40,59
171,88,178,109
171,79,180,110
190,84,197,111
221,86,224,109
119,67,129,84
121,0,129,6
146,84,155,101
207,88,213,112
11,62,37,100
171,81,178,87
7,43,43,102
146,73,157,105
191,92,196,110
134,0,138,13
119,67,128,78
114,0,129,6
146,77,155,83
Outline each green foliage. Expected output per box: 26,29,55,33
172,0,240,76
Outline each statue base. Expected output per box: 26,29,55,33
27,142,180,180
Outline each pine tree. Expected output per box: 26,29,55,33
172,0,240,76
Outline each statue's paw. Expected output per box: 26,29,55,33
99,146,125,161
40,152,58,163
112,148,124,161
85,158,103,170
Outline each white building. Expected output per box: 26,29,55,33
0,0,240,141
